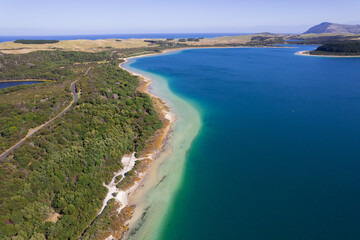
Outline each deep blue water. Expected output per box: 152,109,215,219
130,46,360,240
0,81,42,89
0,33,249,43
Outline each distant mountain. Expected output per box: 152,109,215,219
304,22,360,34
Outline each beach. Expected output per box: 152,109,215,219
99,50,201,239
126,46,360,240
104,46,360,239
115,46,292,239
1,42,360,239
296,50,360,57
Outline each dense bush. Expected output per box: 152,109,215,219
14,40,60,44
0,80,73,152
311,41,360,55
0,50,111,80
0,52,162,239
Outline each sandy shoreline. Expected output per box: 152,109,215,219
296,50,360,58
120,61,201,240
111,45,295,239
123,45,294,60
115,47,204,240
114,46,289,239
100,50,178,240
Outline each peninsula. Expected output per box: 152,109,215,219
2,0,359,237
307,41,360,56
1,28,359,239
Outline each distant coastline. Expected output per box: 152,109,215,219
124,45,293,60
122,43,360,240
117,45,301,238
0,33,249,43
295,50,360,58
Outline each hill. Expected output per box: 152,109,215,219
304,22,360,34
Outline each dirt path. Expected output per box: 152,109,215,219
0,67,91,159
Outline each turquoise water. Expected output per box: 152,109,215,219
0,81,42,89
129,46,360,240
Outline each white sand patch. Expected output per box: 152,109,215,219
121,57,201,240
105,235,114,240
98,153,151,216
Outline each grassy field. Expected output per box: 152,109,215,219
2,33,360,54
0,34,288,54
296,33,360,39
0,39,152,54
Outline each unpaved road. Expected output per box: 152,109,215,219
0,67,90,159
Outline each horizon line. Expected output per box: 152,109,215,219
0,32,301,37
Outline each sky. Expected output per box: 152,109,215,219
1,0,360,35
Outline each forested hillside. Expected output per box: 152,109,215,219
0,51,162,239
310,41,360,55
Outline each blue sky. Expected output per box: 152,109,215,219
1,0,359,35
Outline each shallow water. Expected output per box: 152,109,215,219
126,46,360,240
123,57,201,239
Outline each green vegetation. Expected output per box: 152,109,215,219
0,36,294,240
0,51,112,152
0,80,73,152
289,34,360,44
80,200,132,239
116,160,145,189
0,50,110,80
310,41,360,55
186,38,202,42
144,39,188,47
0,50,162,239
250,36,285,45
14,40,60,44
